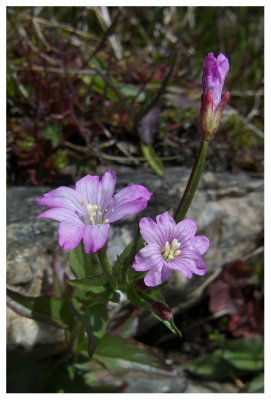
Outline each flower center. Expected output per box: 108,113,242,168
161,239,181,261
81,200,110,225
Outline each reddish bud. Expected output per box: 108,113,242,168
200,90,230,142
152,301,173,321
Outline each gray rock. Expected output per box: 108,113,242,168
7,166,263,350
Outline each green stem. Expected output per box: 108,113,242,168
97,246,117,291
174,140,209,222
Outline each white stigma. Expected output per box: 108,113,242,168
161,239,181,261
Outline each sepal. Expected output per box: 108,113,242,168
200,90,230,141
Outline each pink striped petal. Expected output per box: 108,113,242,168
144,264,171,287
82,223,110,254
36,207,81,222
133,244,164,272
105,184,152,223
58,220,84,250
36,186,83,211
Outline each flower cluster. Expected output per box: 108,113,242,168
132,211,210,287
36,169,152,253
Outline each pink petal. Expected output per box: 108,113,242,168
156,212,177,243
165,259,194,279
105,184,152,223
36,186,83,211
181,235,210,255
144,264,171,287
176,250,207,276
97,169,116,211
133,244,164,272
139,217,165,246
36,207,82,222
82,224,110,254
175,219,198,242
75,175,100,205
58,220,84,250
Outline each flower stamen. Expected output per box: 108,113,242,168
87,204,99,224
161,238,181,262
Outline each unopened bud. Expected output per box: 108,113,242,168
152,301,173,321
200,52,230,141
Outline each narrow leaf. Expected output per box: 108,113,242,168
77,304,108,358
94,335,177,377
222,338,264,371
187,350,232,379
67,274,107,292
140,142,165,176
7,288,74,329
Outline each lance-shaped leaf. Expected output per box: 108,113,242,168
67,274,107,293
222,338,264,371
94,335,177,377
187,350,232,379
140,142,165,177
7,288,74,329
77,303,108,358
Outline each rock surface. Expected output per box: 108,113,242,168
7,166,263,351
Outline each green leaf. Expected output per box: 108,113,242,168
70,241,101,279
77,304,108,358
119,84,146,102
153,315,182,338
246,373,264,393
67,274,107,292
52,149,67,169
140,142,165,176
103,290,121,303
126,284,151,309
91,74,118,101
94,335,176,376
113,232,145,285
7,288,74,329
41,123,62,147
222,337,264,371
187,350,232,379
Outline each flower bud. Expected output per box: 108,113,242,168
200,52,230,141
152,301,173,321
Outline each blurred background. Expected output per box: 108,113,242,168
6,6,264,393
7,6,263,185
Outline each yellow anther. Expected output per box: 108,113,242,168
81,199,86,205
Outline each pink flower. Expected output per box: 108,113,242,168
202,52,229,112
36,169,152,254
132,212,209,287
200,52,230,141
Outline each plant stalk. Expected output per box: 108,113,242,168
174,140,209,222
